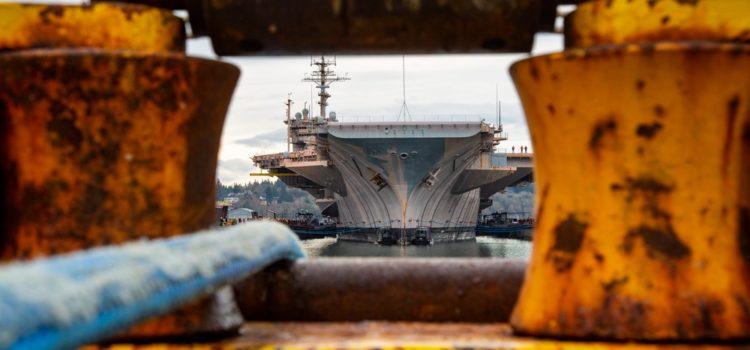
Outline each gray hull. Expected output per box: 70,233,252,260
259,121,532,245
322,123,487,245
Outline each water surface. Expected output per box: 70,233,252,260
301,236,532,259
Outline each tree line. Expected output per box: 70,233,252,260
482,183,535,217
216,179,321,218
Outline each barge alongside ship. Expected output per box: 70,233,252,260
253,57,532,245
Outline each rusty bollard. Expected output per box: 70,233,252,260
510,0,750,341
0,2,241,340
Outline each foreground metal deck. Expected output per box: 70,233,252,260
96,322,750,349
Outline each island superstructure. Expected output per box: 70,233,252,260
253,56,532,245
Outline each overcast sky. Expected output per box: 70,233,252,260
196,34,564,184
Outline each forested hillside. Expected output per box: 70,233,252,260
481,183,535,216
216,180,320,218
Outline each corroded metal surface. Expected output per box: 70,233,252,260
200,0,547,55
112,287,243,341
0,48,238,259
235,258,526,322
0,48,240,338
510,42,750,340
566,0,750,48
231,322,750,349
0,3,185,52
91,322,750,349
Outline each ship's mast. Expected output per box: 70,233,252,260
398,55,412,121
285,93,292,153
303,55,349,119
496,84,502,132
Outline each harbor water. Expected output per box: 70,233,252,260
301,236,532,259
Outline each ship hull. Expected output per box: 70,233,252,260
260,122,528,246
323,123,487,245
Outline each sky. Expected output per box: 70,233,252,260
191,34,566,185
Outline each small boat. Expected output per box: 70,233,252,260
287,213,337,239
476,212,534,240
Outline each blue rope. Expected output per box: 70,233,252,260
0,221,305,350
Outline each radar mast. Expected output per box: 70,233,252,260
303,55,350,119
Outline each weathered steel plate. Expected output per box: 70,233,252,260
510,42,750,340
198,0,548,55
565,0,750,48
0,3,185,52
235,258,526,322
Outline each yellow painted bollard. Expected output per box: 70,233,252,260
510,42,750,340
0,49,239,259
0,3,185,52
565,0,750,49
0,49,241,338
0,2,241,339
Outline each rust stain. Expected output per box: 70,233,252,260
547,214,588,272
537,183,550,223
675,298,725,339
601,276,629,292
739,207,750,267
635,79,645,91
624,176,672,195
635,122,663,139
624,225,690,260
653,104,665,118
590,274,650,338
546,104,556,115
588,117,617,154
529,64,540,81
722,95,741,177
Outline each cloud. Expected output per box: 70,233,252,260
235,129,287,148
216,158,255,185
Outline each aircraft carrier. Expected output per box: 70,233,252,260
253,57,532,245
